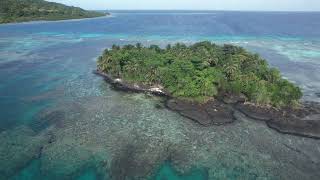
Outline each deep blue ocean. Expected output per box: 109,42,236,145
0,11,320,180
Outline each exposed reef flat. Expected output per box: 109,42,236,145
95,70,320,139
166,99,235,126
237,103,320,139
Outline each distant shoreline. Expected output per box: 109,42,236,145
106,10,320,13
0,0,109,24
0,14,111,26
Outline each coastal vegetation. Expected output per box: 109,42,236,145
0,0,106,24
97,41,302,108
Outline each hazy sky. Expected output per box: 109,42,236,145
49,0,320,11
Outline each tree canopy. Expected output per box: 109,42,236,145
97,41,302,107
0,0,106,23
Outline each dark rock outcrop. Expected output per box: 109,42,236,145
94,70,168,97
95,70,320,139
235,103,277,121
166,99,235,126
267,117,320,139
221,93,246,104
235,103,320,139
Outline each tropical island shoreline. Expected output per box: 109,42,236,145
94,69,320,139
94,41,320,139
0,0,108,24
0,14,111,26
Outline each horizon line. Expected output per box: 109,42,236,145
93,9,320,13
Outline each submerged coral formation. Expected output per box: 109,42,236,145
2,93,319,179
0,126,49,179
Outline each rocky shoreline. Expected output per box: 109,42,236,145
93,70,168,97
94,70,320,139
165,99,236,126
236,103,320,139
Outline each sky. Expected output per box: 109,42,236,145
48,0,320,11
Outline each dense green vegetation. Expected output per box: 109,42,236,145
0,0,106,24
97,41,302,107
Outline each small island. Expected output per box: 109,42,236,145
0,0,107,24
96,41,320,138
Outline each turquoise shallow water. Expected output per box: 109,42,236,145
1,11,320,179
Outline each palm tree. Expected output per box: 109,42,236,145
224,63,239,80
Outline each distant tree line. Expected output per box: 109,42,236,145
98,41,302,107
0,0,105,23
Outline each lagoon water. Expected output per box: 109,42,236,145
0,11,320,179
